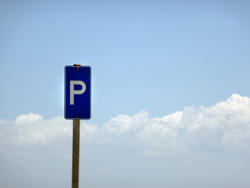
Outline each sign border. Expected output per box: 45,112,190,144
64,65,91,120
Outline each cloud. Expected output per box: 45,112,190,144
185,94,250,147
1,94,250,156
0,114,97,146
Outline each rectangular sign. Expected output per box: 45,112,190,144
65,65,91,119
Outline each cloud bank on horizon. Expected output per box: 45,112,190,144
1,93,250,157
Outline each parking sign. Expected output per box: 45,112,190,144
65,65,91,119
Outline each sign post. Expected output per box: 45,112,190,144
72,119,80,188
65,64,91,188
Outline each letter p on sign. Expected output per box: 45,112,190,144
65,66,91,119
70,81,86,105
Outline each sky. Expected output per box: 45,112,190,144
1,1,250,188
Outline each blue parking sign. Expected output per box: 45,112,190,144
65,65,91,119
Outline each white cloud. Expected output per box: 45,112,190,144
153,111,183,126
1,94,250,155
0,115,97,146
185,94,250,147
136,122,179,150
104,111,150,134
15,113,43,124
104,114,134,134
187,94,250,133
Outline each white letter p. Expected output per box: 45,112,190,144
70,80,86,105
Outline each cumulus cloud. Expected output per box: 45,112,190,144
185,94,250,147
1,94,250,156
0,114,97,146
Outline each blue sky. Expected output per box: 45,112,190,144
1,1,250,188
1,1,250,122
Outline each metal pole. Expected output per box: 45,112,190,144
72,119,80,188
